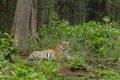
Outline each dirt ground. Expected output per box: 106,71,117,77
60,66,94,80
60,60,120,80
61,66,90,76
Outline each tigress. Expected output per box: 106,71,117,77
29,41,70,60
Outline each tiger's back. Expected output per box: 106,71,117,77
29,41,70,60
29,49,56,60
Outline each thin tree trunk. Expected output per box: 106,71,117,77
30,0,40,42
102,0,109,17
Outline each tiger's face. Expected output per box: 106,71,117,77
61,41,70,52
60,41,71,59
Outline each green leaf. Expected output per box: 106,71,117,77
0,75,7,78
103,17,110,23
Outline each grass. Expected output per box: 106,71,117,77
0,39,120,80
0,21,120,79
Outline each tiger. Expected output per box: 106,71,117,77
29,41,70,60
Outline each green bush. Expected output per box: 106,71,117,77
0,32,16,60
69,58,89,70
96,69,120,80
0,60,63,80
38,20,71,40
38,20,120,57
40,61,63,80
0,61,46,80
78,21,120,56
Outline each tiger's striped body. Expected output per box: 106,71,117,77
29,41,70,60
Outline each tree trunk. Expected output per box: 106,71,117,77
31,0,37,37
102,0,109,17
30,0,40,42
12,0,40,49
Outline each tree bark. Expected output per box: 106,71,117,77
12,0,40,49
102,0,109,17
31,0,37,37
30,0,40,42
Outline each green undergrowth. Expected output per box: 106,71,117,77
0,59,63,80
69,58,89,71
0,20,120,79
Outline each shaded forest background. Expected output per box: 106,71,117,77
0,1,120,79
0,0,120,32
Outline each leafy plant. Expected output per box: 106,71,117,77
11,63,46,80
95,69,120,80
102,17,110,23
76,21,120,57
0,32,16,61
0,61,46,80
69,58,89,71
38,20,120,57
40,61,63,80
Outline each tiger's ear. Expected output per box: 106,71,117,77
61,40,69,44
66,39,69,43
66,40,69,44
66,39,69,41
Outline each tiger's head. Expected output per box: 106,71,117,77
60,40,70,57
60,40,71,60
61,41,70,51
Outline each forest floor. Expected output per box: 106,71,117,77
61,66,91,79
60,59,120,80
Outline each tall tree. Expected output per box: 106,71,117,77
109,0,120,23
102,0,109,17
12,0,39,49
56,0,87,25
86,0,102,21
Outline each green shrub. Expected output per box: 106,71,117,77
38,20,120,58
0,32,16,61
69,58,89,70
78,21,120,57
0,61,46,80
96,69,120,80
38,20,71,40
0,59,63,80
40,61,63,80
